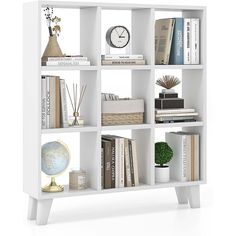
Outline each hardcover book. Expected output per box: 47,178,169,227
190,18,200,64
155,18,175,64
102,139,112,189
169,18,183,65
184,18,191,64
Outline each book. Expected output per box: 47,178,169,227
184,18,191,64
42,61,91,66
155,117,197,124
159,92,178,99
102,139,112,189
155,108,195,114
46,56,87,61
124,138,132,187
155,18,175,64
55,77,61,128
166,132,188,181
170,18,183,65
101,59,145,65
156,116,195,122
190,18,200,64
155,112,198,118
49,76,56,128
155,98,184,109
128,139,139,186
59,79,69,128
101,54,143,60
102,135,116,188
101,147,104,189
45,76,50,128
41,77,46,129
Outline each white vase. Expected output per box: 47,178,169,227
155,166,170,183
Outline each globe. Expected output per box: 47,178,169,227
41,141,70,192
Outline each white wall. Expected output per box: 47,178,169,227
1,0,236,235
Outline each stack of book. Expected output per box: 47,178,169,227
101,135,139,189
166,132,199,181
155,108,198,123
101,54,145,65
41,75,68,129
155,18,200,65
42,55,91,66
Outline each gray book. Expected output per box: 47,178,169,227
102,139,112,189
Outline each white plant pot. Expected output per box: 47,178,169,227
155,166,170,183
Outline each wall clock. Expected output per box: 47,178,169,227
106,25,130,49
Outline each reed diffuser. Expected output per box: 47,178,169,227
66,84,87,126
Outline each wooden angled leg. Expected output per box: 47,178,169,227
175,186,189,204
36,199,53,225
188,185,200,208
27,196,38,220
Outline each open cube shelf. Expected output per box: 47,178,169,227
23,1,206,225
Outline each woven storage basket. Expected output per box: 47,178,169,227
102,99,144,126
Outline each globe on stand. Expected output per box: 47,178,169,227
41,141,70,193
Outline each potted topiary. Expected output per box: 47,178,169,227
155,142,173,183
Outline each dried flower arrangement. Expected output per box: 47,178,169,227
43,7,61,37
156,75,180,89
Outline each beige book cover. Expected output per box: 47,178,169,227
155,18,175,64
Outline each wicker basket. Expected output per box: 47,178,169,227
102,99,144,126
102,112,144,126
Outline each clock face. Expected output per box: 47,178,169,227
106,26,130,48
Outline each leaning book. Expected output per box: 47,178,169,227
155,18,175,64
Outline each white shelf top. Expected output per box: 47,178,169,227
155,121,204,128
41,1,206,11
101,65,152,70
102,124,152,131
42,126,98,134
154,65,204,70
41,65,99,71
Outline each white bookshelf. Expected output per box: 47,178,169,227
23,1,207,225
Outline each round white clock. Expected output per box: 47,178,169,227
106,25,130,48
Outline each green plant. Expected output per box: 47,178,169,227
155,142,173,167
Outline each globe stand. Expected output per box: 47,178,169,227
42,177,64,193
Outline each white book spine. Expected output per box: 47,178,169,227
119,138,125,188
46,76,50,129
184,18,191,64
101,54,143,60
190,18,200,64
41,78,46,129
59,79,69,128
45,61,90,66
48,57,88,61
49,77,56,128
131,140,139,186
115,138,119,188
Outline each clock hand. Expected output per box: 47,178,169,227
115,28,120,37
119,29,125,38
